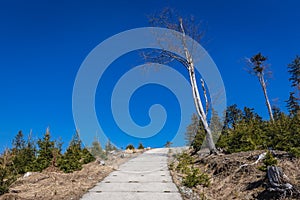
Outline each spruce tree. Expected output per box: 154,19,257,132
288,55,300,91
217,106,266,153
137,143,144,150
0,149,15,195
59,131,82,173
185,114,199,146
105,139,117,152
36,128,56,171
91,137,106,159
58,131,95,173
191,120,205,153
210,109,222,142
248,53,274,121
164,141,172,148
81,147,95,164
12,131,25,152
223,104,243,130
272,106,282,121
12,131,36,174
286,92,300,116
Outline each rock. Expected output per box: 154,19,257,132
125,149,133,154
99,160,105,166
23,172,34,178
109,150,116,155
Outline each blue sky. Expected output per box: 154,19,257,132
0,0,299,151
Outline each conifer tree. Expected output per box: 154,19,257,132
58,131,82,173
12,131,25,152
247,53,274,121
223,104,243,130
210,109,222,142
288,55,300,91
272,106,283,121
36,128,56,171
81,147,95,164
58,131,95,173
12,131,36,174
90,137,106,159
137,143,144,150
185,114,199,146
105,139,113,152
286,92,300,116
164,141,172,148
0,149,15,195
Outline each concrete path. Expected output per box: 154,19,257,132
81,148,182,200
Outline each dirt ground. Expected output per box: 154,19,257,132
0,151,142,200
170,150,300,200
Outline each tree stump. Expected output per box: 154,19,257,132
267,166,299,199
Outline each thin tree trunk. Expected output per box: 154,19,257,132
259,75,274,122
179,18,217,153
189,67,216,153
201,78,209,115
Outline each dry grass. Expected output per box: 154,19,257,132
0,151,142,200
170,150,300,200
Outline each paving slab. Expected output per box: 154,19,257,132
81,148,183,200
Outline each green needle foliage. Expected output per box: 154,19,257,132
58,131,95,173
11,131,36,174
286,92,300,117
174,152,210,188
126,144,135,150
258,151,278,172
0,150,16,195
216,106,300,156
183,167,210,188
288,55,300,90
137,143,144,150
35,128,58,171
0,129,98,195
90,137,106,160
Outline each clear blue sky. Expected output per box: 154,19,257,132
0,0,299,151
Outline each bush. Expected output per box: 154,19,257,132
191,130,205,153
137,143,144,150
176,152,194,174
90,139,107,160
169,161,174,170
183,167,210,188
289,147,300,158
81,148,96,164
58,132,95,173
216,106,300,154
0,167,16,195
126,144,135,150
258,151,278,172
0,167,8,195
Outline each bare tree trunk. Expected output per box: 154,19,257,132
201,79,209,115
259,75,274,122
179,18,217,153
189,67,216,153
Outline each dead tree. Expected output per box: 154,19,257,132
247,53,274,122
145,9,217,153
